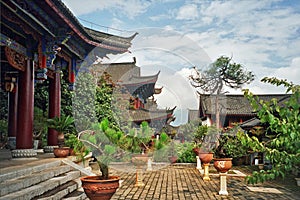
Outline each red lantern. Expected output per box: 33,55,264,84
41,55,46,69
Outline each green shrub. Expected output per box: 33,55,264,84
176,142,196,163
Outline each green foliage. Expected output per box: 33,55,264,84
72,72,97,131
61,70,74,117
193,124,208,146
155,132,170,150
214,131,248,158
47,115,75,134
177,119,202,143
33,107,48,141
78,119,161,179
65,133,90,162
34,80,49,114
176,142,197,163
95,77,114,122
239,77,300,184
190,56,254,94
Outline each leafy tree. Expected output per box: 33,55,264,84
177,119,202,143
190,56,254,128
0,90,8,137
34,80,49,114
61,70,74,117
238,77,300,184
95,75,115,124
72,72,97,131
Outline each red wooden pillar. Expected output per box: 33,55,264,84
7,84,18,149
47,71,61,146
16,59,34,149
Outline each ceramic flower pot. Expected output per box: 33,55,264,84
168,156,178,164
192,147,200,156
198,152,213,164
213,158,233,173
81,175,120,200
53,147,70,158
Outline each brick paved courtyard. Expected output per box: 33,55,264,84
110,164,300,200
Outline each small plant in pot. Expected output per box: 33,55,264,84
65,133,90,164
213,128,249,172
192,124,209,155
47,115,75,157
78,118,128,200
213,134,234,173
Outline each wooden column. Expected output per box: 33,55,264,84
7,84,18,149
47,70,61,146
16,59,34,149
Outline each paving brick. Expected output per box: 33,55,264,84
108,164,299,200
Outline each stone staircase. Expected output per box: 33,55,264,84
0,157,94,200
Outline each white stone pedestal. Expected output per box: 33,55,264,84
147,157,153,171
203,163,210,181
196,156,202,169
135,168,145,187
219,172,228,195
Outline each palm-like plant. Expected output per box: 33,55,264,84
47,115,74,147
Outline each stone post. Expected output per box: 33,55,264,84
219,172,228,195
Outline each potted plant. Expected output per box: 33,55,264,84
192,124,209,155
213,128,249,196
168,140,178,164
46,115,74,157
79,119,160,198
213,134,234,173
65,133,91,166
79,119,170,197
78,119,124,200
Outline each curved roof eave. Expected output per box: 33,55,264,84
46,0,137,53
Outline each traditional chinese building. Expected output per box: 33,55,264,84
0,0,136,158
198,93,291,128
93,59,176,135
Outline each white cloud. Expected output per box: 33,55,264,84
176,4,199,20
62,0,300,124
62,0,151,19
271,57,300,85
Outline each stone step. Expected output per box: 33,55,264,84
62,178,87,200
0,159,61,182
0,149,12,161
33,177,87,200
0,170,81,200
0,164,72,196
62,190,87,200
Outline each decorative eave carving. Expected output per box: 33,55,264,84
5,46,27,71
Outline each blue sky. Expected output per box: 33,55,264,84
63,0,300,125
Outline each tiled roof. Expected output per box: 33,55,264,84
84,27,137,49
240,117,261,128
187,109,200,122
93,62,140,83
199,94,291,116
49,0,137,52
121,72,160,86
129,108,175,122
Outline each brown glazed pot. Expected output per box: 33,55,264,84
192,147,200,156
198,152,213,164
53,147,70,158
81,176,120,200
168,156,178,164
213,158,233,173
